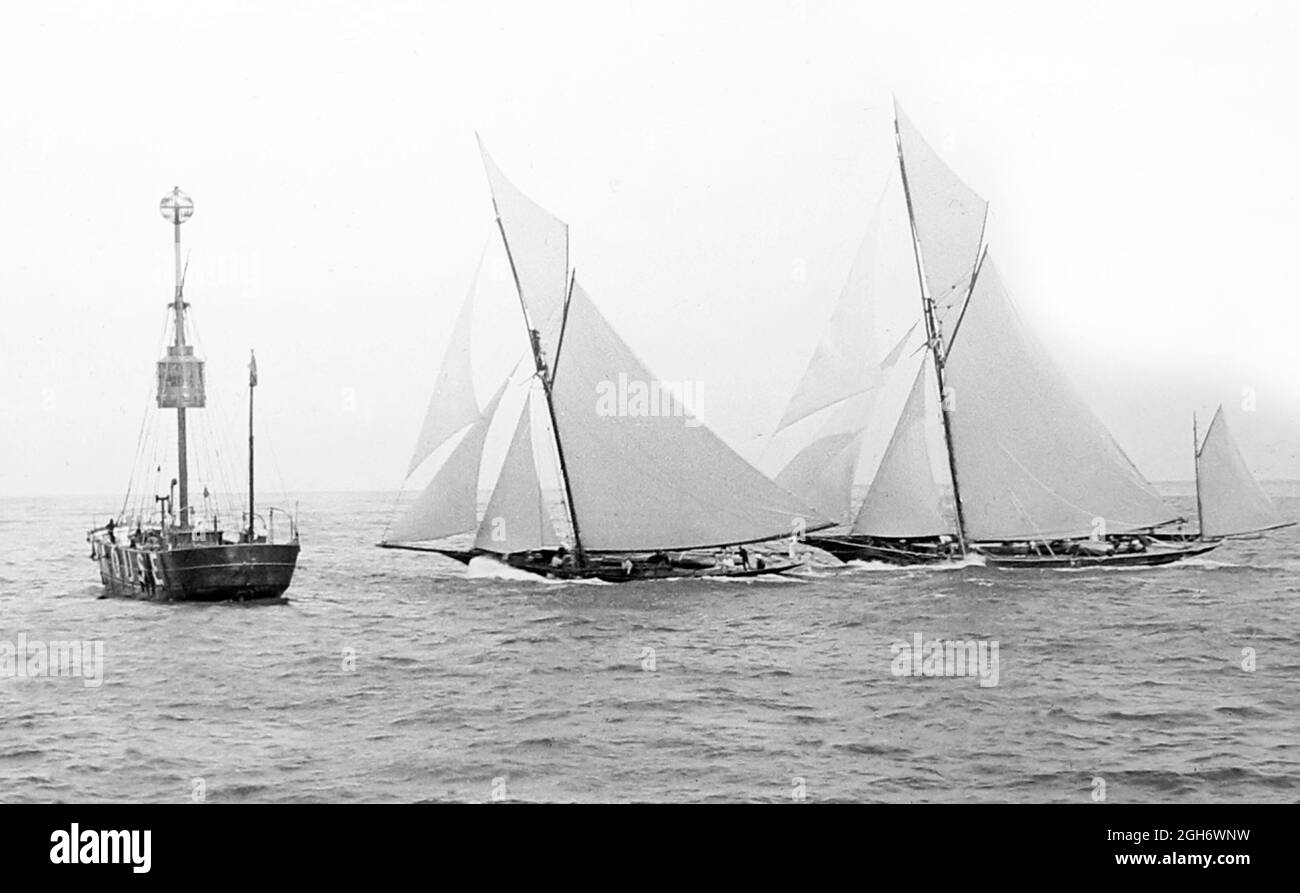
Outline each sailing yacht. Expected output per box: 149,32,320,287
784,103,1220,568
86,188,300,600
378,141,833,581
1153,406,1294,544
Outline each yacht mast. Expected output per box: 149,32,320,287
1193,412,1204,535
492,214,587,566
893,115,970,553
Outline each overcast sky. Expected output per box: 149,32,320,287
2,0,1298,498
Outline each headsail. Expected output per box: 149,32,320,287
894,102,987,349
477,138,570,375
776,190,889,433
388,381,509,543
475,392,561,553
405,260,487,477
550,281,835,551
775,428,863,524
852,357,949,538
944,255,1176,541
1196,406,1291,539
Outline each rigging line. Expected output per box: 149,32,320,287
121,308,173,519
943,244,988,360
186,303,244,521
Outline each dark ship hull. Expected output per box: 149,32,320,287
92,539,299,601
806,535,959,566
807,534,1218,569
974,541,1218,569
379,544,801,582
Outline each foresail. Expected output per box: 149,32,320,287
475,392,560,553
1197,407,1289,538
852,358,949,538
944,256,1176,541
775,430,862,524
389,380,508,543
551,281,835,551
776,192,887,432
477,138,570,372
895,102,987,349
406,263,485,477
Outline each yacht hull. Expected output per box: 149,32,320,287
377,544,801,581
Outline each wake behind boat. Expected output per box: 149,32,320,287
86,188,300,601
378,142,832,581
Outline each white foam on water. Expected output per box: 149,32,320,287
466,555,564,584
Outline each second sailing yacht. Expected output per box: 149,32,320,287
783,103,1223,568
379,142,834,580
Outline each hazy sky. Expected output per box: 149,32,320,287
2,0,1298,498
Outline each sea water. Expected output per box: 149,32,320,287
1,490,1296,802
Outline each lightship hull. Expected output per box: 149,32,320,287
91,540,300,601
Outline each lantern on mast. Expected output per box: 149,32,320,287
156,187,205,409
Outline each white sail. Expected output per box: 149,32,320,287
775,430,863,523
550,281,834,551
852,357,949,538
1196,406,1290,538
405,264,486,477
944,256,1176,541
776,197,886,432
477,138,570,372
895,102,987,348
389,381,508,543
475,392,560,553
772,317,922,526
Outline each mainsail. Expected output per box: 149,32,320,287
388,380,508,543
894,102,987,350
943,255,1177,540
851,357,949,538
477,137,570,371
1196,406,1291,539
475,393,561,553
550,281,834,551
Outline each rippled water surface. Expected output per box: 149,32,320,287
2,491,1297,803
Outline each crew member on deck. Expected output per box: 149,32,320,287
738,545,750,570
551,545,569,568
106,518,116,544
